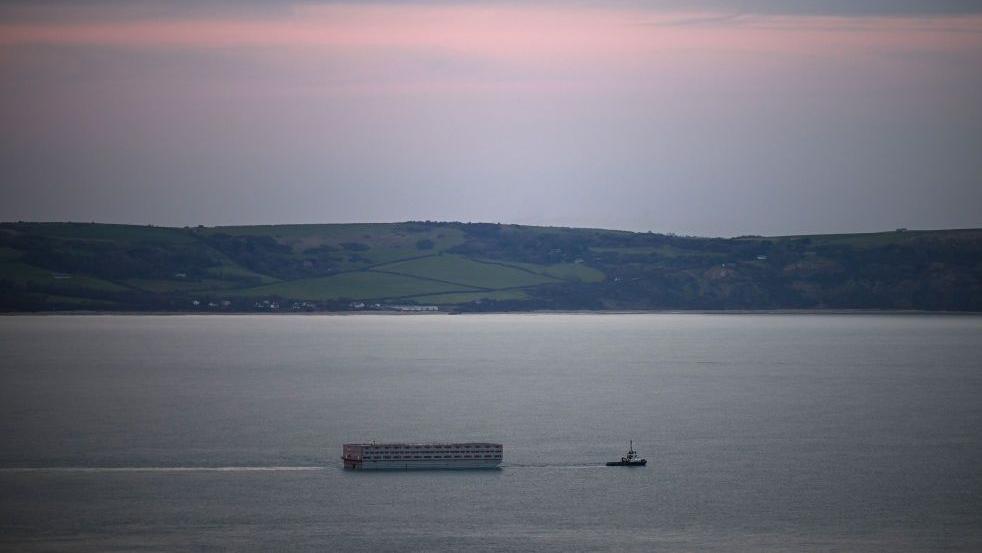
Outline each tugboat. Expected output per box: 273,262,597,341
606,440,647,466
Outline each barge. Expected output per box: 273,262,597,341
342,442,503,470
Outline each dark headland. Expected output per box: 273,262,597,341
1,221,980,313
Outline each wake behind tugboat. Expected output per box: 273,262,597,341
502,462,606,469
606,441,647,466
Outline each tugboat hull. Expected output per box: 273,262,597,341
607,441,647,466
606,460,647,466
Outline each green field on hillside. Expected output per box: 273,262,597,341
126,278,244,293
201,223,468,270
227,270,480,301
377,255,558,289
44,294,122,309
406,289,531,305
481,259,606,283
0,260,128,291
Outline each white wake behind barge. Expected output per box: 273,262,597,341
342,442,503,470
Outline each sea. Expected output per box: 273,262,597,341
1,313,980,552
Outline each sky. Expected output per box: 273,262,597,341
1,1,980,237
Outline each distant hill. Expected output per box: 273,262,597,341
1,221,980,312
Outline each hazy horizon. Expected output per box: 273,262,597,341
2,1,981,236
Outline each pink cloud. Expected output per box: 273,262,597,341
2,5,980,57
1,3,979,98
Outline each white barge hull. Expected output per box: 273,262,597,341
347,459,501,470
342,442,502,470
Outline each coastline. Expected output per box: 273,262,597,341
2,309,980,316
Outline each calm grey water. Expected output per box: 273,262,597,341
1,314,980,552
